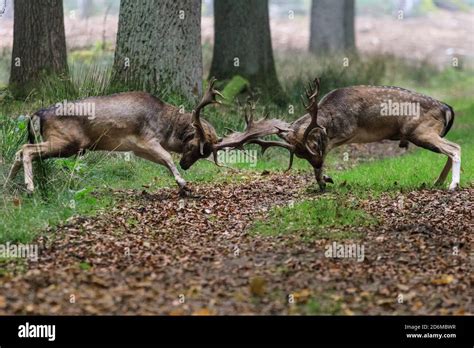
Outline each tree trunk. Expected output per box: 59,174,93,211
309,0,355,56
9,0,68,97
209,0,284,101
112,0,203,102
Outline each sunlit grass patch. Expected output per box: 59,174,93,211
0,188,113,243
251,197,374,240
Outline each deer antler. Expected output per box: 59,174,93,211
192,77,224,154
247,139,295,172
212,102,294,167
213,103,291,151
301,77,322,156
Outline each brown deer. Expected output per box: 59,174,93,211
4,79,225,196
217,78,460,191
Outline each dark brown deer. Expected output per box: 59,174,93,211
4,79,224,196
216,78,460,191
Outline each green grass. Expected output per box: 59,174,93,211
251,198,374,240
303,297,343,315
0,189,113,243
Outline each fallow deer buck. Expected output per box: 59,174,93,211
217,78,460,191
4,79,225,196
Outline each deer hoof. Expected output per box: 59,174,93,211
179,186,192,197
448,182,460,191
179,186,201,198
318,182,326,193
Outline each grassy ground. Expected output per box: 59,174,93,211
0,49,473,244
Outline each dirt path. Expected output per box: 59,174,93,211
0,172,471,315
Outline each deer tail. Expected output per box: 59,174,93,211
27,113,43,144
440,103,455,138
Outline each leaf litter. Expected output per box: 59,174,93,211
0,172,471,315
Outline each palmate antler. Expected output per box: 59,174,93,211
301,77,322,156
193,77,224,155
212,102,295,169
247,139,295,172
212,78,322,170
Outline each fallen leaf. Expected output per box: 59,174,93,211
431,275,454,285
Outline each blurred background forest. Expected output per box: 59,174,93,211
0,0,473,97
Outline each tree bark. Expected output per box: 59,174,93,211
209,0,284,101
9,0,68,97
112,0,203,102
309,0,355,56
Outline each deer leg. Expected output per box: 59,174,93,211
284,152,294,173
436,139,460,190
4,150,24,188
309,150,331,191
409,133,461,190
313,166,326,192
134,140,188,194
434,157,452,186
450,147,461,190
21,141,73,193
23,149,37,194
313,166,333,191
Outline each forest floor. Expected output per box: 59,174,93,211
0,168,471,315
